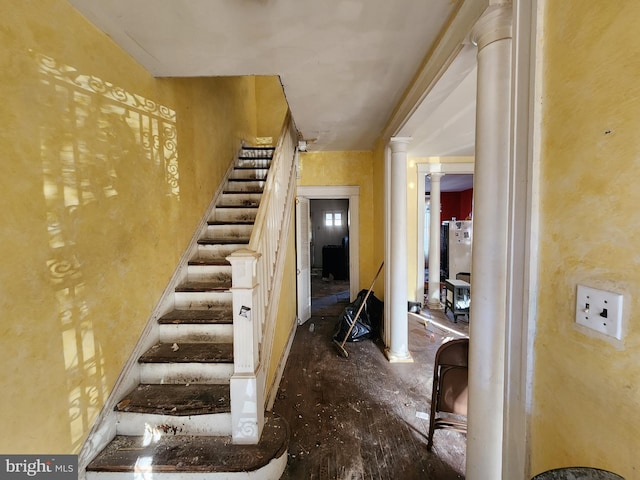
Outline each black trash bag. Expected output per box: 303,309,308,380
333,289,383,343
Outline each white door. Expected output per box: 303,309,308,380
296,197,311,324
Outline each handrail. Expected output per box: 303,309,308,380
226,112,297,444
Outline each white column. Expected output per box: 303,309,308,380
385,137,413,363
466,5,512,480
427,172,444,308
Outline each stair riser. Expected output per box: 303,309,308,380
205,224,253,239
174,291,233,310
159,324,233,343
139,363,233,385
240,148,274,157
115,412,232,436
212,208,258,223
217,193,262,207
196,244,247,261
187,265,232,283
230,169,268,180
225,181,265,192
86,452,287,480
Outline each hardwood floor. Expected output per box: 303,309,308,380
272,277,467,479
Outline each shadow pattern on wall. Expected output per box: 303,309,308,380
34,51,180,450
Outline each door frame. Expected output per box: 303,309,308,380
416,162,474,304
296,185,360,303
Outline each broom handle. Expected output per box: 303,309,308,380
339,262,384,349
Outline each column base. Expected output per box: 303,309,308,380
384,348,414,363
427,300,443,310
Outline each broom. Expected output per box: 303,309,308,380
333,262,384,358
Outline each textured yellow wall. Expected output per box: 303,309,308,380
298,151,377,293
372,140,386,298
266,206,297,392
0,0,258,454
255,76,288,142
532,2,640,478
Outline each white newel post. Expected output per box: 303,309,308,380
227,249,265,445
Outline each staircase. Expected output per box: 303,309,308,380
84,143,292,480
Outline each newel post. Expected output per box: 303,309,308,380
227,248,264,444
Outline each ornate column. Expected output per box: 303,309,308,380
385,137,413,363
427,172,445,308
466,4,512,480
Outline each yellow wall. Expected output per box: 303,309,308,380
372,140,387,298
297,151,378,293
532,2,640,478
0,0,260,454
255,76,288,142
266,206,297,391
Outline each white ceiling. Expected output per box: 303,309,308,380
67,0,477,158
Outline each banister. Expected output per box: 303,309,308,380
227,112,297,444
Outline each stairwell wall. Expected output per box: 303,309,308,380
0,0,262,455
297,151,377,295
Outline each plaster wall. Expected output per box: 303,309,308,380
532,2,640,477
266,207,297,393
297,151,376,293
255,76,288,141
0,0,259,454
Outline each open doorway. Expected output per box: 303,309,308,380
309,199,350,313
296,186,360,325
424,174,474,305
416,164,474,307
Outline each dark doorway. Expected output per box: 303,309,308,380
309,199,350,313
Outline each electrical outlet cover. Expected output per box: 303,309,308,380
575,285,623,340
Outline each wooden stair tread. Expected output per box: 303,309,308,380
87,413,288,473
116,384,230,415
197,238,250,245
176,280,232,292
158,308,232,324
187,258,231,266
207,220,255,226
214,204,259,209
221,190,262,194
139,342,233,363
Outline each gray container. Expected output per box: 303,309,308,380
532,467,624,480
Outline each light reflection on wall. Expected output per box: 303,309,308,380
34,51,180,450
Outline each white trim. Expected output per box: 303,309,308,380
383,145,391,346
502,1,543,478
383,0,489,138
296,185,360,301
416,162,475,304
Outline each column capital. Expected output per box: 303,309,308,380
389,136,412,153
428,172,445,181
471,3,513,51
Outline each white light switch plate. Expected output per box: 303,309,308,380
575,285,623,340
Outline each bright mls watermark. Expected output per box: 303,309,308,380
1,455,77,480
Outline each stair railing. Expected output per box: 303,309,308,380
227,112,297,444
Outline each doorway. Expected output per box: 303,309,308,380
296,186,360,325
309,199,350,313
423,173,474,305
416,164,474,306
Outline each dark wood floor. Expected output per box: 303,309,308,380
272,276,467,479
